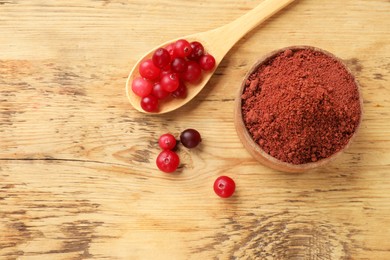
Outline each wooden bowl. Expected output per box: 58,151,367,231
234,46,363,172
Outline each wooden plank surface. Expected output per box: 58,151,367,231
1,0,389,259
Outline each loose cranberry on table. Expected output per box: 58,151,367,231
156,150,180,173
180,129,201,148
213,176,236,198
155,129,201,173
155,131,237,199
158,133,177,150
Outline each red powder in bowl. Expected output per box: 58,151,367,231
241,47,361,164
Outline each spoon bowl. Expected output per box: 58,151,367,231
125,36,218,114
126,0,296,114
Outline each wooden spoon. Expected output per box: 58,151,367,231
126,0,296,114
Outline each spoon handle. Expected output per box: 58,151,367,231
201,0,296,62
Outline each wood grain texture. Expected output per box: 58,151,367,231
1,0,389,259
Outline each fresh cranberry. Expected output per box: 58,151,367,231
156,150,180,173
199,54,216,71
140,95,158,112
131,77,153,97
180,129,201,148
171,57,188,73
158,133,177,150
152,48,171,69
139,59,160,80
152,82,169,100
181,61,202,84
160,73,180,92
171,81,187,99
213,176,235,198
188,41,204,61
174,39,192,58
166,43,179,60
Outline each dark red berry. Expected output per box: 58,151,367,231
180,129,201,148
171,81,187,99
188,41,204,61
152,82,170,100
156,150,180,173
171,57,188,73
213,176,235,198
152,48,171,69
181,61,202,84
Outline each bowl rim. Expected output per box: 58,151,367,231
234,45,363,172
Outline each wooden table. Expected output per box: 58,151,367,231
1,0,389,259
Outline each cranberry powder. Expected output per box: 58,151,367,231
241,48,361,164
